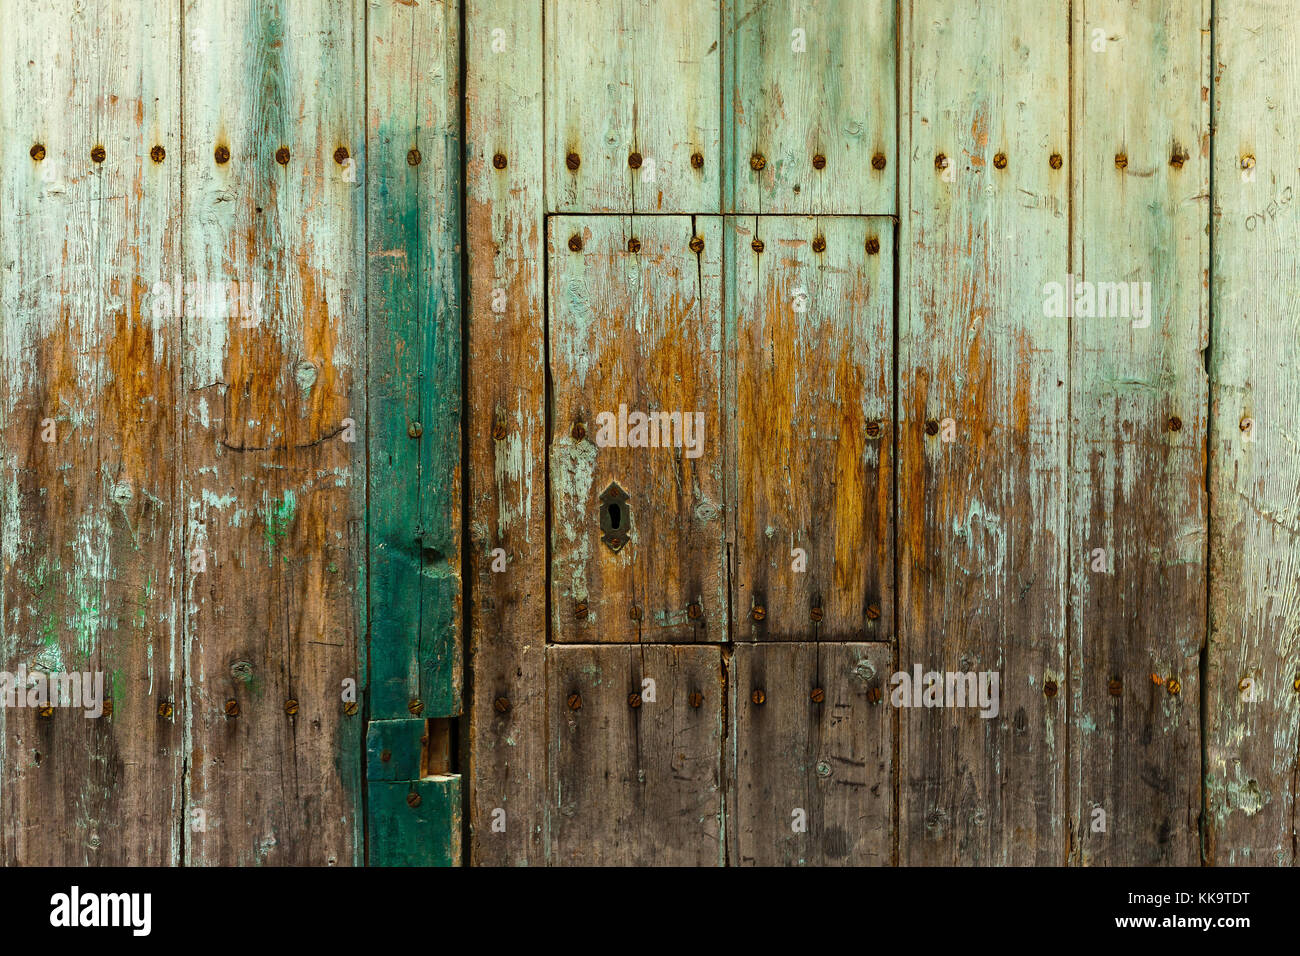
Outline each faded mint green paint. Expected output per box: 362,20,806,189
367,0,462,722
367,777,462,867
366,717,426,783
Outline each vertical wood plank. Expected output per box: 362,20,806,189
726,0,896,215
1206,0,1300,866
367,0,462,723
545,0,721,214
1069,0,1208,866
729,643,893,865
181,0,365,865
731,216,893,641
0,0,183,865
900,0,1069,864
465,0,549,864
549,215,726,644
548,643,724,865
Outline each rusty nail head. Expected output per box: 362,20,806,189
628,693,642,709
751,238,765,253
871,152,887,170
1044,680,1058,698
493,152,507,169
334,146,350,165
629,605,642,622
1108,677,1123,697
687,602,702,619
568,234,583,252
1167,678,1182,696
38,704,54,719
750,153,767,170
408,698,424,716
284,698,299,716
1169,416,1182,432
689,235,705,254
1240,417,1253,432
1170,148,1187,168
158,701,173,719
865,237,880,255
691,152,704,169
1293,676,1300,692
1049,152,1063,170
993,152,1008,169
628,151,642,169
407,792,421,808
811,606,824,622
567,693,582,711
224,699,240,717
689,692,703,708
566,151,581,170
1115,152,1128,169
572,421,586,440
407,148,422,166
575,601,588,619
925,419,940,436
493,420,507,440
494,696,510,714
935,153,948,170
276,146,290,165
30,143,45,161
812,235,826,253
380,749,392,763
812,153,826,170
408,421,423,439
1237,677,1252,692
866,420,881,438
866,604,881,621
628,237,641,254
344,701,358,716
751,689,766,705
810,687,824,703
752,605,766,622
151,145,166,163
214,144,230,164
867,686,883,704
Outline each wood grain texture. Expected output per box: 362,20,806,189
367,0,462,722
465,0,549,865
0,0,183,865
368,775,462,867
1206,0,1300,866
729,642,893,865
899,0,1070,865
545,0,721,213
180,0,365,865
548,643,724,865
731,216,893,641
1069,0,1208,866
725,0,896,215
549,215,726,644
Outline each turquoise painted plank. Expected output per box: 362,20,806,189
366,717,428,783
368,777,463,867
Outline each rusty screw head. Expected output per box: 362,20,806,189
1115,152,1128,169
406,792,422,808
575,601,588,620
38,704,54,719
344,701,358,716
812,153,826,170
925,419,940,436
408,421,423,439
751,238,765,253
276,146,290,165
935,153,949,170
993,152,1008,170
629,605,642,622
158,700,174,720
1240,417,1253,432
812,235,826,253
493,152,507,169
380,749,392,763
1168,415,1183,432
408,698,424,716
751,689,766,705
1108,677,1123,697
865,237,880,255
571,421,586,441
284,698,299,716
1049,152,1063,170
689,235,705,254
627,237,641,254
1170,148,1187,168
1241,155,1255,170
224,698,240,717
811,606,824,623
871,152,887,171
750,153,767,171
407,148,422,166
628,151,642,169
866,604,881,621
150,145,166,163
1167,677,1182,696
690,152,704,169
566,151,581,171
492,420,507,441
687,602,702,620
334,146,350,165
1044,680,1058,698
568,234,583,252
628,693,642,709
567,693,582,711
90,145,106,164
689,691,703,708
810,687,825,703
752,605,766,622
493,696,511,714
30,143,45,161
866,420,882,439
867,686,883,704
214,144,230,164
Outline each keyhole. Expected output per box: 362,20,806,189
609,503,621,530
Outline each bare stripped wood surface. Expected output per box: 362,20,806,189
0,0,183,865
900,0,1070,865
180,0,365,865
1069,0,1208,866
1206,0,1300,866
731,217,893,641
549,215,726,644
729,643,892,865
725,0,896,215
548,643,724,865
465,0,549,865
367,0,462,722
545,0,721,214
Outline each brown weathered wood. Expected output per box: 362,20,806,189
899,0,1070,865
731,216,893,641
465,0,550,865
549,215,726,644
548,643,724,865
180,0,365,865
729,642,893,865
0,0,184,865
1068,0,1208,866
